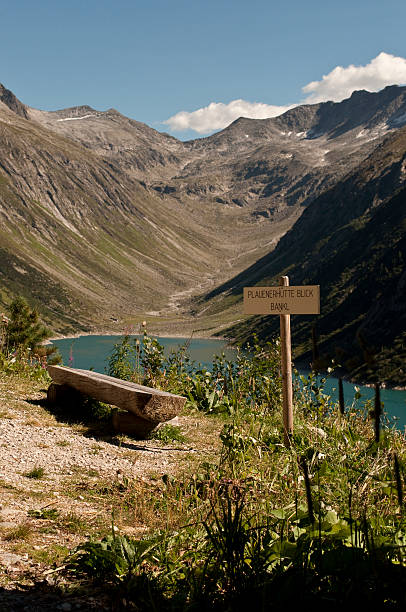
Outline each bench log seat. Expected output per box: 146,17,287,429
47,365,186,437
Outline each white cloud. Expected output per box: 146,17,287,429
163,99,294,135
164,53,406,135
302,52,406,103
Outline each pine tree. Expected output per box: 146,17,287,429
5,296,61,364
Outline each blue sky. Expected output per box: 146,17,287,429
1,0,406,139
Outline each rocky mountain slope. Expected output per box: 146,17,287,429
0,96,273,332
30,85,406,225
1,82,406,345
204,125,406,385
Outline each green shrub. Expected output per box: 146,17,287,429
107,334,141,382
149,424,186,443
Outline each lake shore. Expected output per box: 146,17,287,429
47,330,228,344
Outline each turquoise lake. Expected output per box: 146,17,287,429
52,335,406,431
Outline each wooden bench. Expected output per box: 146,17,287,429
47,365,186,438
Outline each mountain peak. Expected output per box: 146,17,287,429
0,83,28,119
52,104,96,116
349,89,370,98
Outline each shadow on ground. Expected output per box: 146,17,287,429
25,395,125,444
0,584,110,611
24,396,188,454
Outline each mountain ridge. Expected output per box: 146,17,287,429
1,81,406,373
27,85,406,219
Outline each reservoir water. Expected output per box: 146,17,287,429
52,335,406,431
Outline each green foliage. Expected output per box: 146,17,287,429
28,507,60,520
0,296,61,376
213,337,282,407
6,296,49,351
68,532,157,580
186,371,232,414
149,424,186,444
61,339,405,608
0,348,51,382
67,531,166,607
106,330,166,386
24,466,45,479
141,331,165,386
297,368,336,417
107,334,141,382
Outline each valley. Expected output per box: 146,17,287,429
1,82,406,382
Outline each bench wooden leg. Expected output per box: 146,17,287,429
47,383,82,407
112,410,157,439
47,383,63,404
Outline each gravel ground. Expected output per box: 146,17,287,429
0,373,218,610
0,415,195,488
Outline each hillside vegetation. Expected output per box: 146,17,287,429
0,97,280,334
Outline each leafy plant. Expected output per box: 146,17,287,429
107,334,141,382
149,423,186,443
28,507,60,520
186,371,232,414
68,531,157,580
141,331,165,386
4,523,32,541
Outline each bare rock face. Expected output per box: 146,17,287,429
28,85,406,226
0,83,28,119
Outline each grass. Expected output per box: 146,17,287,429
58,337,406,609
4,523,33,542
63,402,406,609
0,337,404,609
28,508,60,520
56,440,71,447
23,466,45,479
29,543,69,566
60,512,94,536
149,423,187,444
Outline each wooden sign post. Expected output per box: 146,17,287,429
279,276,293,446
243,277,320,446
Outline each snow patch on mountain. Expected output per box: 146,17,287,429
57,114,99,122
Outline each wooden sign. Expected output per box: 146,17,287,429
243,278,320,447
243,285,320,315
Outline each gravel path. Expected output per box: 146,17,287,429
0,416,194,490
0,374,217,609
